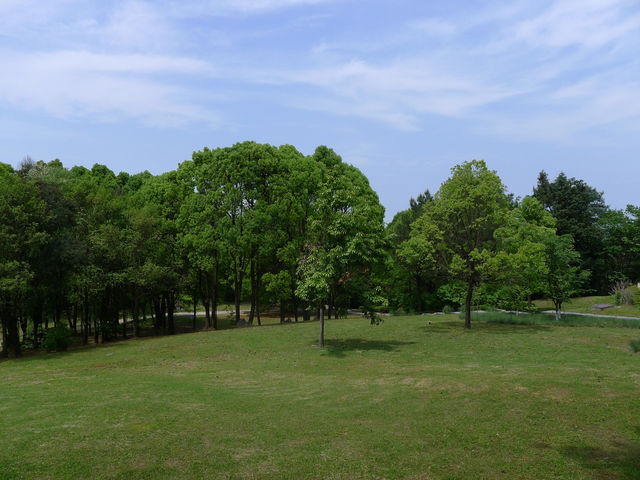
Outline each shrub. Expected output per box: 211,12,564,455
42,326,73,352
610,280,634,305
631,340,640,353
442,305,455,314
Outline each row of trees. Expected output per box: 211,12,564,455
1,142,386,356
3,145,639,353
387,161,640,326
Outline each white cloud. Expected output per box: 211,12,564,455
0,50,218,127
511,0,640,49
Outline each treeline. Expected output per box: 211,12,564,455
0,142,386,356
386,161,640,324
2,145,639,356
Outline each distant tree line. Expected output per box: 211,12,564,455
2,146,639,355
0,142,386,356
386,161,640,325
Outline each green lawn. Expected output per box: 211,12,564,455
533,292,640,317
1,316,639,479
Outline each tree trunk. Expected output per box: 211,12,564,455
249,257,256,325
72,304,78,332
167,291,175,335
280,299,286,323
82,290,89,345
233,259,242,325
1,314,8,358
133,297,140,338
192,294,197,332
122,309,127,339
464,281,473,329
212,259,218,330
555,302,562,321
33,304,43,349
202,271,211,328
19,312,27,343
319,305,325,348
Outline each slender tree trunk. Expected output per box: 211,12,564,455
555,302,562,321
83,290,89,345
72,304,78,332
202,271,211,328
527,294,532,309
167,292,175,335
255,260,261,326
319,305,325,348
122,309,127,339
7,316,21,357
93,314,99,345
212,259,219,330
233,259,242,325
32,304,43,349
249,257,256,325
19,312,27,343
464,281,474,329
133,297,140,338
160,296,167,331
1,313,8,358
192,293,197,332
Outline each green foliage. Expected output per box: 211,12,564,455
41,325,73,352
408,160,509,327
533,171,609,293
630,340,640,353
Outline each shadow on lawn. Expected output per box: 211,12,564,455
560,436,640,479
322,338,415,358
421,320,552,334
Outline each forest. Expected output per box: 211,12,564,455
1,141,639,356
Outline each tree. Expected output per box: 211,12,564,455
542,233,588,320
409,160,509,328
386,190,436,312
492,196,555,310
296,147,386,346
533,171,608,292
0,165,48,356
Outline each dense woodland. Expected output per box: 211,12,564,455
1,141,639,356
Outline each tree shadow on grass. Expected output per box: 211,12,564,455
420,320,552,335
560,436,640,479
322,338,416,358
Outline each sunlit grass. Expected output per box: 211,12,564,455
1,315,639,479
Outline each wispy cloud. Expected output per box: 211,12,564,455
0,50,218,127
0,0,638,142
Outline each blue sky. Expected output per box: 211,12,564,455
1,0,639,220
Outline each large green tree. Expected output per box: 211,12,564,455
409,160,509,328
296,147,386,346
533,171,608,292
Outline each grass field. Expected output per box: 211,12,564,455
533,292,640,318
1,315,640,479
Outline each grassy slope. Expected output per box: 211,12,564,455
533,291,640,318
1,316,639,479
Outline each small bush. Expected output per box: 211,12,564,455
442,305,455,314
42,326,72,352
610,280,634,305
631,340,640,353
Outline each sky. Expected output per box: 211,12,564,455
1,0,639,220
